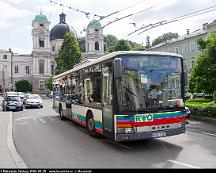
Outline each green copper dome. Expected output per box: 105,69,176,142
35,13,47,21
88,20,101,29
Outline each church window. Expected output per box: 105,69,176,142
3,55,7,59
95,41,99,50
52,46,55,51
39,61,44,74
26,66,30,74
15,66,18,74
51,63,55,75
40,24,44,27
39,38,44,47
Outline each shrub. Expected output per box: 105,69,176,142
187,106,216,118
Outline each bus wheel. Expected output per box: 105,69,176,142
59,106,66,120
86,114,98,137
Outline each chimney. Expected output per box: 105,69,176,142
203,23,208,30
186,29,190,35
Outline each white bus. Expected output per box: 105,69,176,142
53,51,187,142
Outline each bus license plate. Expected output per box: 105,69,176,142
152,132,166,138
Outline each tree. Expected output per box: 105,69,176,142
114,39,132,51
45,76,53,91
55,32,81,75
189,30,216,95
152,32,178,46
104,34,118,53
15,80,32,92
78,37,86,52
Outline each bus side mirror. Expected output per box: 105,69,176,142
113,58,122,79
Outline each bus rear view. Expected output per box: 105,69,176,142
113,53,186,141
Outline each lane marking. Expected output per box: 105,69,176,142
39,118,46,124
167,160,200,168
7,112,28,168
187,128,216,137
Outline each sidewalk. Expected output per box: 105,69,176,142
0,111,27,168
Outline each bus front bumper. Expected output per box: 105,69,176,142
115,127,185,142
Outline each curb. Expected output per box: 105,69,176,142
7,112,28,168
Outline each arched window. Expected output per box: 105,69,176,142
95,41,99,50
39,38,44,47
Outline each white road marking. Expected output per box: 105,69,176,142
187,128,216,137
39,118,46,124
167,160,201,168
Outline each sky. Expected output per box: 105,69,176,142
0,0,216,54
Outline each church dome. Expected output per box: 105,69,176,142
35,13,47,21
50,12,77,41
87,20,101,30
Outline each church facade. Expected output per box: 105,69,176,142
0,12,104,94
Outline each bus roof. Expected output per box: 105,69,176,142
53,51,182,79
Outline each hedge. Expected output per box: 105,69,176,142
187,106,216,118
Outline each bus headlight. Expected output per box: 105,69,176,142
117,128,135,134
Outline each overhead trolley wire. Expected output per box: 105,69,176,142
128,4,216,37
101,0,169,29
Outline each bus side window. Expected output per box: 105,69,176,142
84,64,102,103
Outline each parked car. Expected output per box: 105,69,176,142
24,94,43,108
17,92,26,99
2,93,23,111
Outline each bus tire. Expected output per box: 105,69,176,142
86,112,98,137
59,105,66,120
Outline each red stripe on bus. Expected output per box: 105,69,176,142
72,117,86,127
95,128,104,135
117,116,186,127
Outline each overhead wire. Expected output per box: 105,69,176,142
101,0,170,29
128,4,216,37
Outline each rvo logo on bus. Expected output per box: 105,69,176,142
135,114,154,122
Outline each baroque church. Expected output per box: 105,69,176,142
0,12,104,94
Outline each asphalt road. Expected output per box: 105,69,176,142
9,99,216,168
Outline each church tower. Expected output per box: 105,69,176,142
31,11,54,94
85,20,104,58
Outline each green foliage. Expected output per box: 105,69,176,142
152,32,178,46
45,76,53,91
189,30,216,95
55,32,81,75
104,34,118,53
214,91,216,102
77,37,86,52
129,41,142,51
186,106,216,118
15,80,32,92
114,39,132,51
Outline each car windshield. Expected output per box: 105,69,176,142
27,95,41,99
6,96,21,101
115,55,183,114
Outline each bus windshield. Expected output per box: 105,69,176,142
116,55,183,114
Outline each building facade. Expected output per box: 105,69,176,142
0,12,104,93
150,21,216,91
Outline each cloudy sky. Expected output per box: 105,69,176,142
0,0,216,53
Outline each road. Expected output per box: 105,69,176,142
7,99,216,168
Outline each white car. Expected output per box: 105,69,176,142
24,94,43,108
